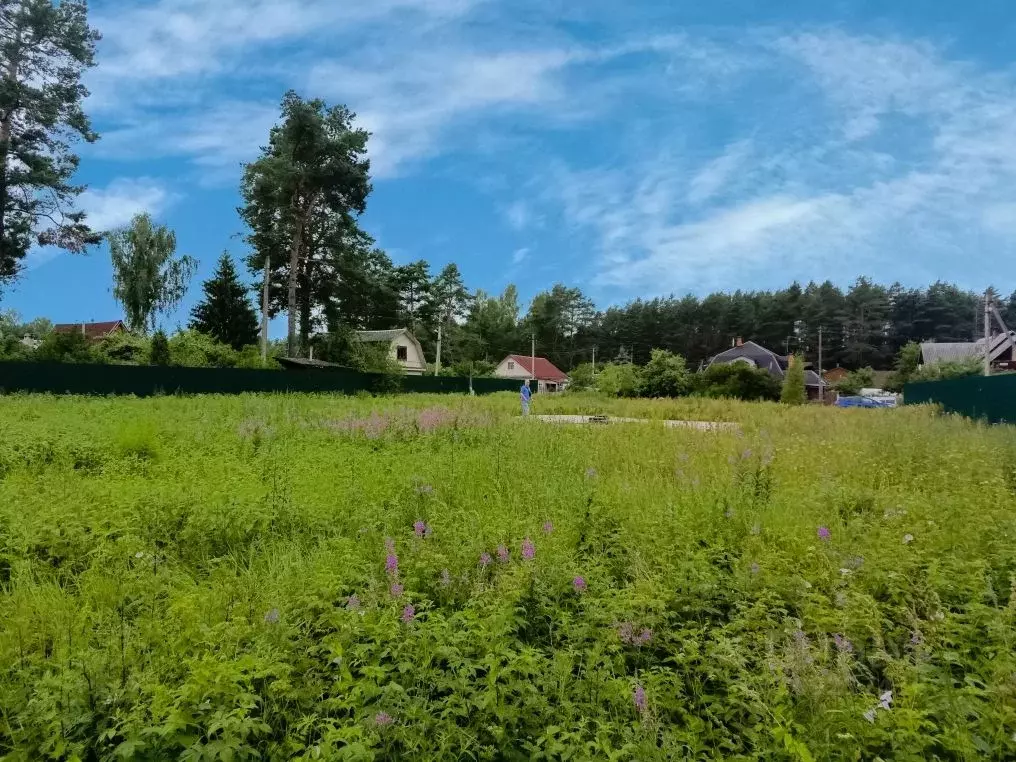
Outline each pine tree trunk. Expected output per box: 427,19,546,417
286,200,306,358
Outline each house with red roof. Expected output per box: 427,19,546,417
494,354,569,393
52,320,127,341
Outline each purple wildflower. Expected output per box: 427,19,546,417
910,630,923,646
585,467,597,479
346,594,361,611
573,576,587,592
817,526,831,542
522,537,535,560
390,582,404,597
385,553,399,577
264,608,280,624
479,552,492,567
414,520,429,538
542,521,554,534
496,544,509,563
401,604,415,623
833,633,854,653
750,562,760,575
741,448,753,460
618,622,635,644
633,684,647,714
440,568,451,587
638,628,653,645
903,533,914,545
384,537,395,552
374,711,394,727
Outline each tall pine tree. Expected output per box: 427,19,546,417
190,253,259,350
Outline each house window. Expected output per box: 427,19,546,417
507,361,515,370
396,345,408,361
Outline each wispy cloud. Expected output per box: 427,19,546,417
544,30,1016,295
512,247,530,264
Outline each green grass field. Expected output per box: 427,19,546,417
2,392,1016,760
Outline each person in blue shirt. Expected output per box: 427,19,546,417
520,379,532,415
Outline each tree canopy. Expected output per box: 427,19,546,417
190,253,259,350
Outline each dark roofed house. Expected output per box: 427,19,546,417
52,320,127,341
708,338,826,400
494,354,569,393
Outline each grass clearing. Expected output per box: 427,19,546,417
2,392,1016,760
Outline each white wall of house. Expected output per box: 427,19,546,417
494,357,532,380
388,336,426,375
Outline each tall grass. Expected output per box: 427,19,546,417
1,392,1015,760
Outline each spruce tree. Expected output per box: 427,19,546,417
189,253,259,350
780,354,807,405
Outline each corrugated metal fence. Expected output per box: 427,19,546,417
904,374,1016,424
0,361,519,398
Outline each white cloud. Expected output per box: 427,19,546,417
505,201,534,230
512,247,530,264
544,30,1016,295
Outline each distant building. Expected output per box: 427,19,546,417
823,367,849,385
494,354,569,393
354,329,427,375
708,338,826,400
920,332,1016,371
52,320,127,341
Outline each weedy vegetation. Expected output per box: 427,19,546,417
1,392,1016,760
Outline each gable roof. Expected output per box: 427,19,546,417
709,341,787,377
52,320,126,340
504,354,569,382
355,329,410,343
919,332,1016,365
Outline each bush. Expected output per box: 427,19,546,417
885,342,921,392
695,363,781,401
596,362,641,397
836,366,875,395
636,349,691,398
780,354,806,405
567,362,596,391
94,332,150,365
34,330,95,363
912,356,982,383
149,331,171,366
168,329,238,367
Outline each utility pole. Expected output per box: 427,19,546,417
984,289,992,377
260,255,270,362
435,323,442,376
531,333,536,388
817,326,824,402
592,346,596,375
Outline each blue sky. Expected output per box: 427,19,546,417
5,0,1016,334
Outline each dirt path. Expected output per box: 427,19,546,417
530,414,739,432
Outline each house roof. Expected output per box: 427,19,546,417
920,339,986,364
708,341,786,377
504,354,569,382
277,357,353,371
52,320,126,340
355,329,409,343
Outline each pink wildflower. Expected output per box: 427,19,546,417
817,526,831,541
401,604,415,623
521,537,535,560
573,576,587,592
633,684,647,713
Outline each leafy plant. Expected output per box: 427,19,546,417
695,363,782,401
636,349,691,398
780,354,807,405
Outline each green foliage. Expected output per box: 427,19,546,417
596,362,641,397
34,329,94,363
836,366,876,395
636,349,691,398
695,363,782,401
912,356,983,383
886,341,922,391
167,329,239,368
780,354,807,405
148,330,171,366
93,332,150,365
567,362,596,391
0,0,102,292
189,252,260,350
109,213,196,334
3,393,1016,759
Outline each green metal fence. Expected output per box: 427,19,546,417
904,374,1016,424
0,361,520,398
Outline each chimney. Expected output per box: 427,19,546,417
735,337,743,347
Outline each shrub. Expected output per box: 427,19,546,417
696,363,781,401
780,354,806,405
596,362,641,397
34,329,95,363
149,331,171,365
836,366,875,395
912,356,982,383
567,362,596,391
168,329,238,367
94,332,150,365
636,349,691,398
885,342,921,391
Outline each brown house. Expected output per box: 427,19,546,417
823,367,849,385
52,320,127,341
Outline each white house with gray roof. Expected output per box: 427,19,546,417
708,338,826,399
354,329,427,375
